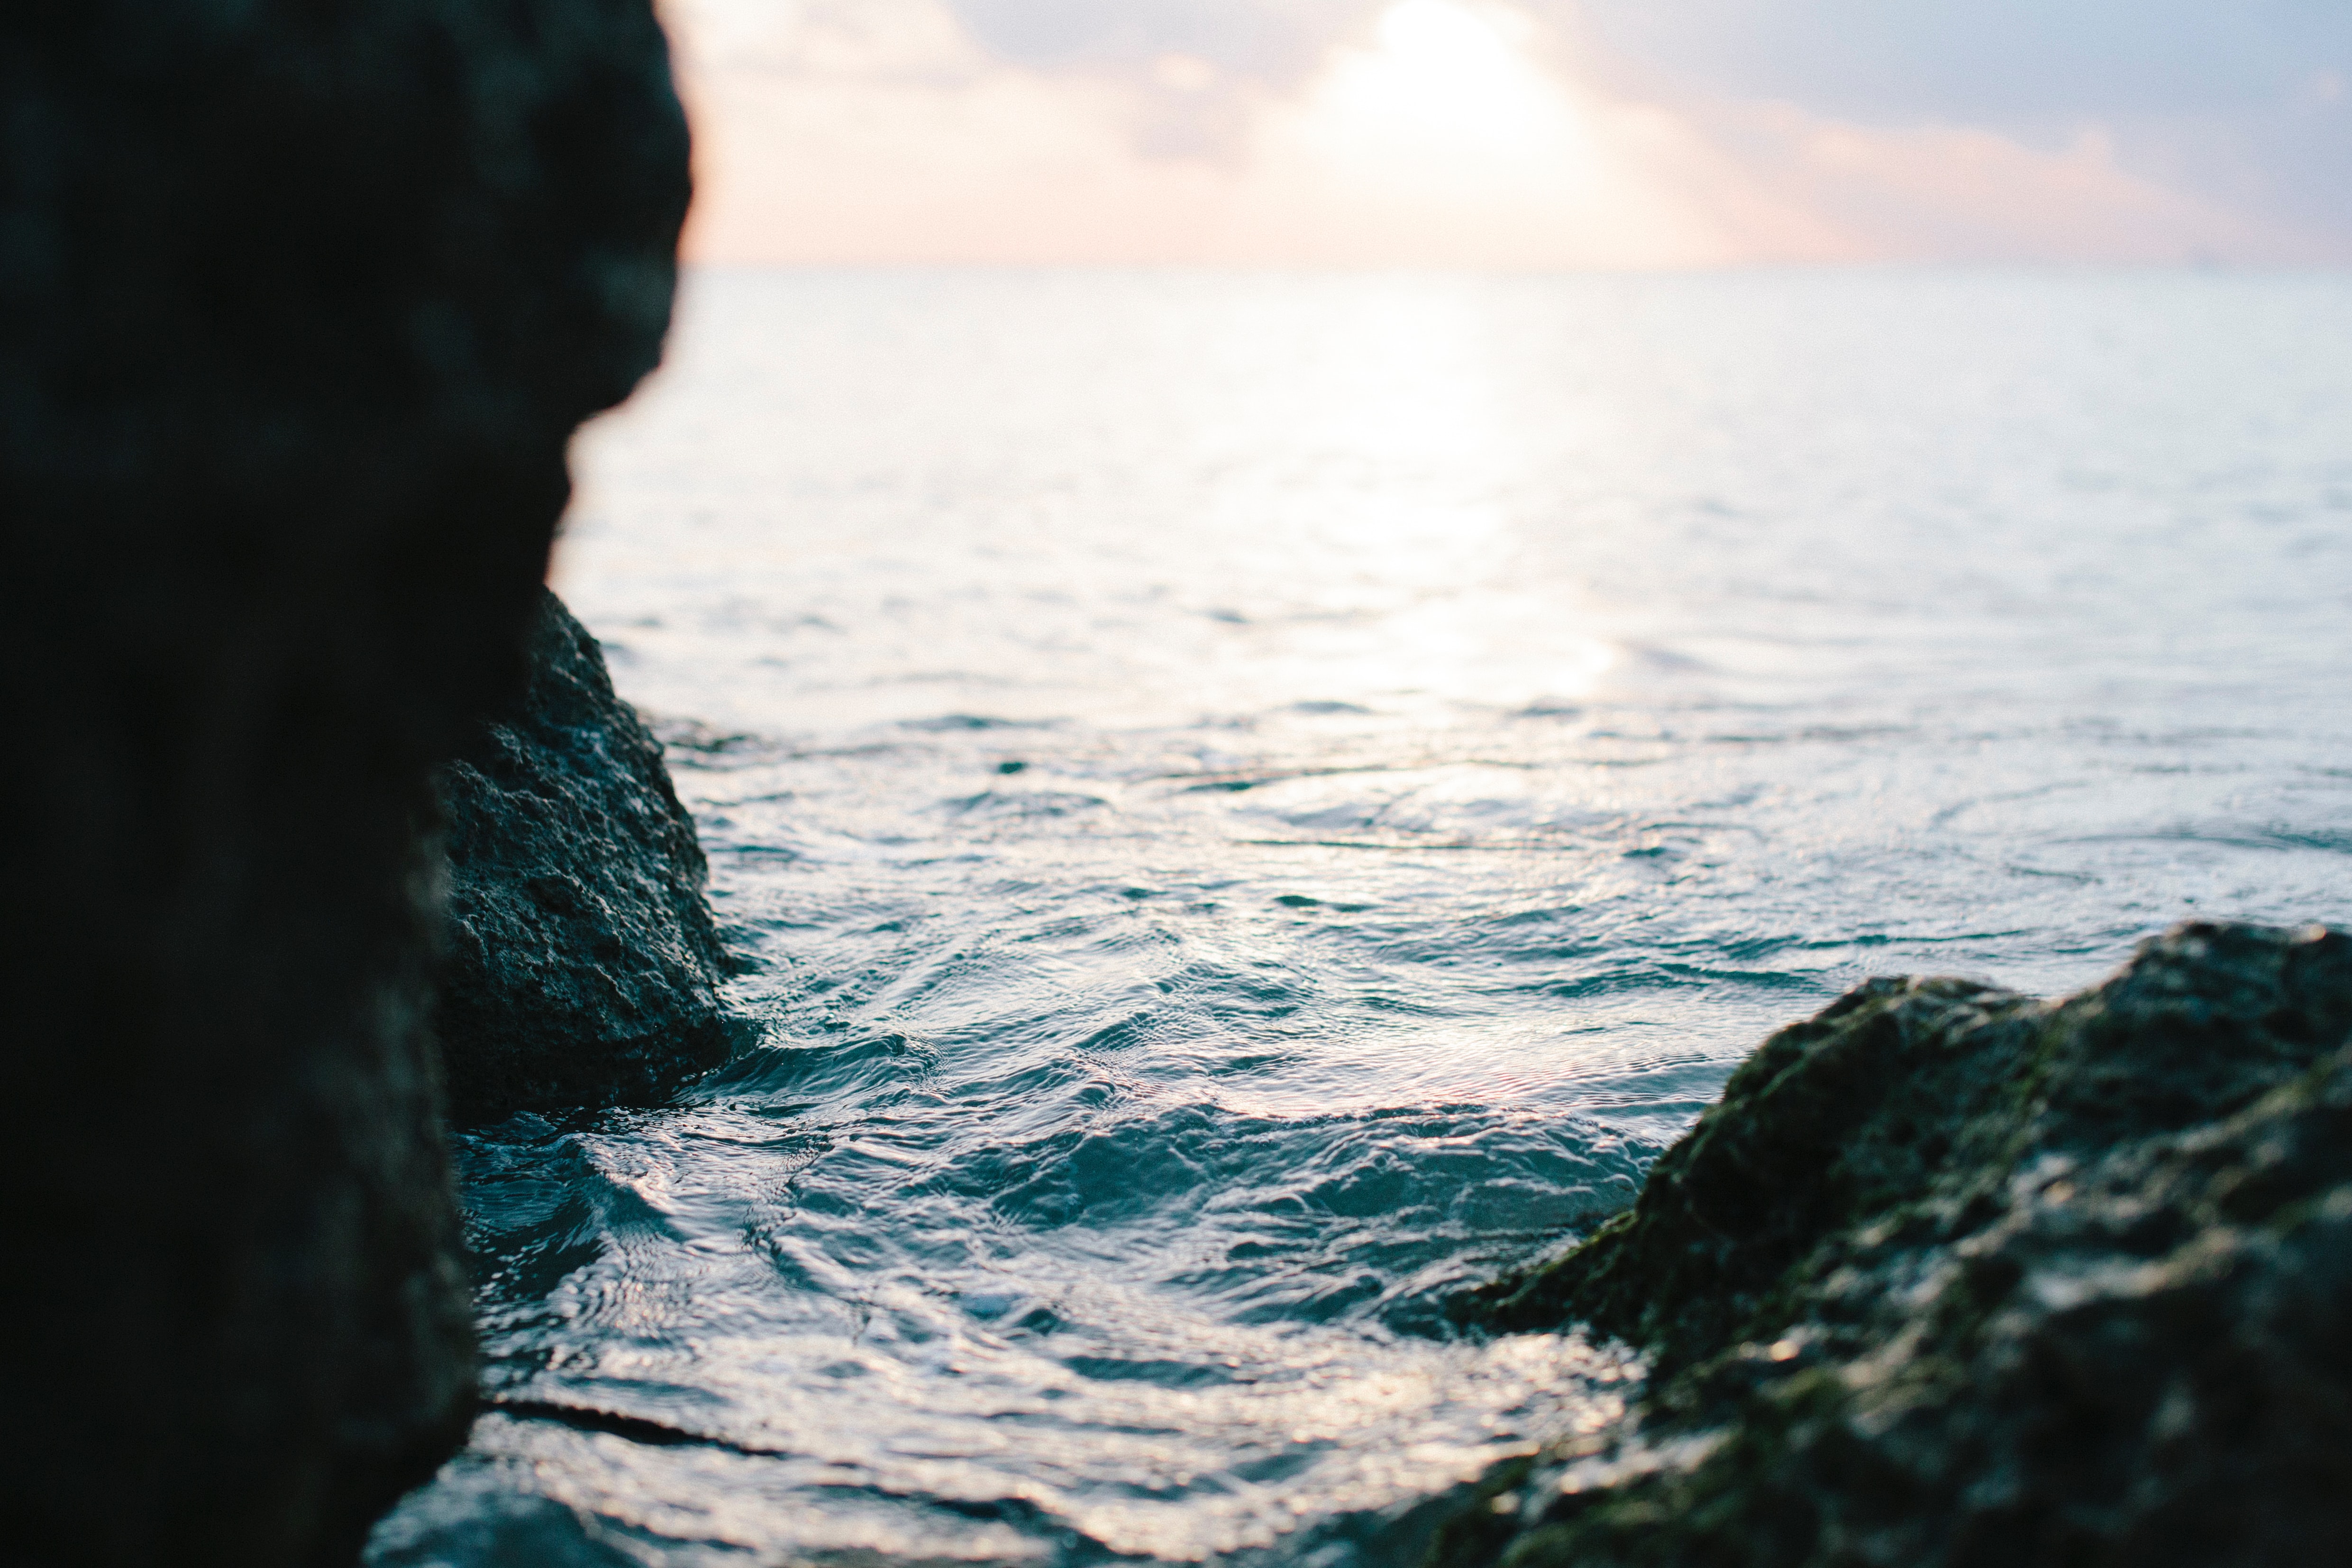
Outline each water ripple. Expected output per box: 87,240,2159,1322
378,268,2352,1566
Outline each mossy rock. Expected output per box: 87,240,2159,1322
1424,922,2352,1568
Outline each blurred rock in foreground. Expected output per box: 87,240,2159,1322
0,2,688,1563
1421,921,2352,1568
437,590,733,1125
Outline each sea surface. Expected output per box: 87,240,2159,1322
371,268,2352,1566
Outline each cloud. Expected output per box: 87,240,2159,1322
1562,0,2352,246
661,0,2352,266
943,0,1383,83
1562,0,2352,122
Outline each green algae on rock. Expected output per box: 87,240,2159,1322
1429,922,2352,1568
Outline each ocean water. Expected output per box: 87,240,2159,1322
372,268,2352,1566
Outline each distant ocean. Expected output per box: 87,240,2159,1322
372,268,2352,1566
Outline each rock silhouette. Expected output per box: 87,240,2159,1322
1426,922,2352,1568
0,2,690,1562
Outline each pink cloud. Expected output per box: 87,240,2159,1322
663,0,2333,268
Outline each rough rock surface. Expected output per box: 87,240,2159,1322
1426,922,2352,1568
437,590,733,1124
0,4,688,1564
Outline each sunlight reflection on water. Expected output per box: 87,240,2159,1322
374,268,2352,1566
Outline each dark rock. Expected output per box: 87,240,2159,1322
436,591,733,1124
1429,922,2352,1568
0,3,688,1564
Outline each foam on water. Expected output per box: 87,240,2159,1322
372,268,2352,1566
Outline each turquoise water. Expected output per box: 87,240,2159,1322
372,268,2352,1566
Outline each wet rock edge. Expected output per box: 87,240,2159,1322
1413,921,2352,1568
435,589,737,1126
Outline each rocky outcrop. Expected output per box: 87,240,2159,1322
1427,922,2352,1568
437,591,734,1124
0,4,688,1564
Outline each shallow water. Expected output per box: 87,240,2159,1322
373,268,2352,1566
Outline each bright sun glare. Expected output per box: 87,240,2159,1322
1336,0,1575,146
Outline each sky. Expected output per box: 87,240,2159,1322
661,0,2352,267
